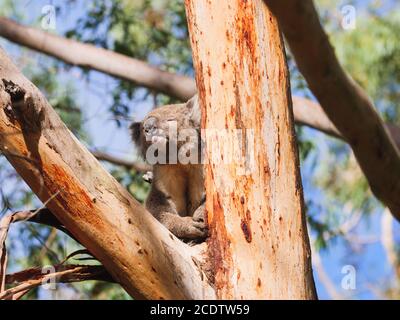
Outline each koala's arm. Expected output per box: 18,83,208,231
145,186,207,240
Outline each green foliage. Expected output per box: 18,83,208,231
333,11,400,121
65,0,191,121
311,9,400,217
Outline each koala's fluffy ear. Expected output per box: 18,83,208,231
186,94,201,127
130,122,142,144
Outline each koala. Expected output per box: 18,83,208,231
130,95,207,241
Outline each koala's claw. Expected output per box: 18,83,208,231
193,214,204,223
192,203,206,223
184,217,208,239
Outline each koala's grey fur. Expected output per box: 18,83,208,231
130,95,207,241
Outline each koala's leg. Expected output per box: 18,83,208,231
146,187,207,240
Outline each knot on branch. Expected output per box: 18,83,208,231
2,79,25,103
1,79,44,132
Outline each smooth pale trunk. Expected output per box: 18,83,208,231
185,0,316,299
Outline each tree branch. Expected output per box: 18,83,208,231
0,47,214,299
5,264,114,285
1,209,43,293
91,150,151,172
1,264,114,300
0,17,196,100
264,0,400,217
23,208,78,242
292,97,400,151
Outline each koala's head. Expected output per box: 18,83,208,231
130,95,202,164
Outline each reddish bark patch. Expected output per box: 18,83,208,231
225,30,231,41
235,1,258,73
207,66,212,77
240,219,252,243
195,61,208,130
45,164,94,213
206,192,232,296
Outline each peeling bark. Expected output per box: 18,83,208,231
186,0,316,299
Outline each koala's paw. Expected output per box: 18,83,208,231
161,213,208,241
177,216,208,240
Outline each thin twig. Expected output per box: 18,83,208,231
1,264,114,300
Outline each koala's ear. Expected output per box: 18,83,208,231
130,122,142,143
186,94,201,127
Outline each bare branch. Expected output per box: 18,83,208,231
0,194,62,294
1,264,114,300
91,150,151,172
0,17,196,100
292,96,341,138
264,0,400,217
1,210,37,293
5,264,114,285
22,208,78,242
293,90,400,151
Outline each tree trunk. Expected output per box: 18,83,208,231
185,0,316,299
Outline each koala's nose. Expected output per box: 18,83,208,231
143,117,157,134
